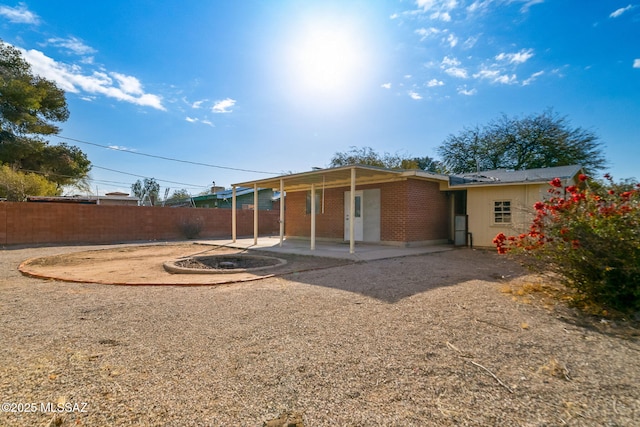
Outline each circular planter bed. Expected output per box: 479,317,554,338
163,254,287,274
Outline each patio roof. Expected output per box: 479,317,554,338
230,165,450,255
232,164,449,192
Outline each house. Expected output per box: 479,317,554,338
231,164,583,252
191,187,278,210
26,193,139,206
448,165,583,247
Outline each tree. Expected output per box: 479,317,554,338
0,40,91,190
132,178,160,206
166,189,191,203
437,110,607,174
329,146,443,172
0,164,59,201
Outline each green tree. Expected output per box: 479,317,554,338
132,178,160,206
166,189,191,203
0,40,91,189
0,164,59,201
437,110,607,174
329,146,442,172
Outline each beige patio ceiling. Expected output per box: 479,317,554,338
232,164,407,192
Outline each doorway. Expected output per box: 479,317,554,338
344,191,363,241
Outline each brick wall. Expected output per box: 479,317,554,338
284,179,449,243
0,202,280,246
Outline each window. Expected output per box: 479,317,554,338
305,190,321,214
494,200,511,223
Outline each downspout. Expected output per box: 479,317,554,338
349,167,356,254
279,178,284,247
310,183,316,250
253,183,258,245
232,186,237,242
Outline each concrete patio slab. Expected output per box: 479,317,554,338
196,236,453,261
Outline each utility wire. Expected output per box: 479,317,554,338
54,135,280,175
91,165,206,187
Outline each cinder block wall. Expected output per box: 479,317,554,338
0,203,279,246
284,179,449,243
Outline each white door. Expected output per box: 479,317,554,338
344,191,363,241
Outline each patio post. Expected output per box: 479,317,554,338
231,186,237,242
279,178,284,247
253,183,258,245
349,167,356,254
310,182,316,250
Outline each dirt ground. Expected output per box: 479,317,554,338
1,242,639,426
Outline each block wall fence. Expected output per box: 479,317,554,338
0,202,280,246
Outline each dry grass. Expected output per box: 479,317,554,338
1,243,639,426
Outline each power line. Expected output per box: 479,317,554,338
54,135,280,175
91,165,206,188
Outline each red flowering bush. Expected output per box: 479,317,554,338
494,173,640,312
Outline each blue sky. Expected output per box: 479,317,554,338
1,0,638,196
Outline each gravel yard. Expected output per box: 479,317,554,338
1,243,639,426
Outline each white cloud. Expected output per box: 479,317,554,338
381,82,392,89
457,86,477,96
522,70,544,85
414,0,458,21
467,0,493,13
520,0,544,13
108,145,137,152
441,56,460,67
0,3,39,24
473,68,517,84
442,57,468,79
390,13,399,19
191,100,206,109
185,117,214,127
415,27,440,41
404,74,413,79
634,59,640,68
112,72,144,95
212,98,236,113
610,4,632,18
496,48,534,64
408,90,423,100
46,37,96,56
463,35,479,49
427,78,444,87
447,33,458,47
19,47,165,110
445,67,468,78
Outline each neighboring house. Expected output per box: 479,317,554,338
26,193,139,206
232,164,583,249
191,187,279,210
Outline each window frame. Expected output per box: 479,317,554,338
493,200,512,224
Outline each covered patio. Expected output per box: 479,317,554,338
198,236,453,262
230,165,451,254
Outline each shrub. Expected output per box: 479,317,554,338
494,173,640,313
178,217,203,239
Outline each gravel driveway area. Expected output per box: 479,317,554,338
1,243,639,426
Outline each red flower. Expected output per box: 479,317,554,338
608,190,615,195
550,178,562,188
534,201,545,211
566,185,577,193
578,174,588,182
